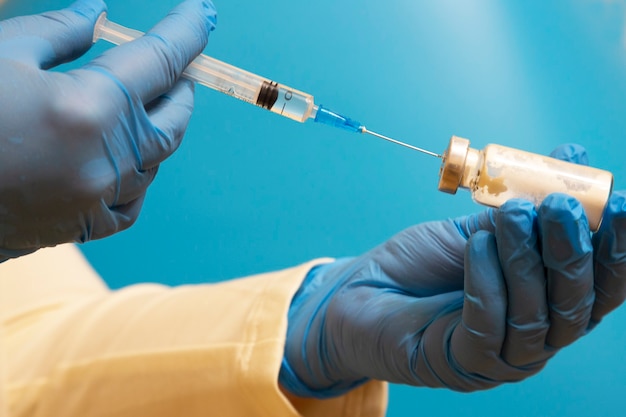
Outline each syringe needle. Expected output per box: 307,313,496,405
362,128,442,158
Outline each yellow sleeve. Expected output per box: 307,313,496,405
0,245,387,417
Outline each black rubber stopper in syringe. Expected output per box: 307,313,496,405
256,81,280,110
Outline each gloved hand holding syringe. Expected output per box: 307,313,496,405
94,14,614,231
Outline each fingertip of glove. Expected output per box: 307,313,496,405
203,0,218,31
540,194,591,237
594,191,626,277
173,0,218,33
540,193,586,225
539,194,592,264
466,229,494,248
68,0,107,22
453,209,496,239
606,190,626,217
499,198,535,220
496,198,536,238
598,190,626,234
549,143,589,165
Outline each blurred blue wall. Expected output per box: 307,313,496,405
3,1,626,416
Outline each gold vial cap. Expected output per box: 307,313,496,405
438,136,470,194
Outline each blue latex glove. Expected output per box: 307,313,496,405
280,145,626,397
0,0,216,261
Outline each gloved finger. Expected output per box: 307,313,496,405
591,190,626,324
495,199,551,366
450,231,508,380
90,194,147,241
85,0,216,105
141,79,194,169
0,0,105,69
111,194,147,232
549,143,589,165
370,209,496,294
539,194,595,348
115,166,159,207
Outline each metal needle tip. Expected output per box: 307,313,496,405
361,128,442,158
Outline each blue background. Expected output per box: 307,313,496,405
2,1,626,416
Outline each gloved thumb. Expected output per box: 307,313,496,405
0,0,106,69
368,209,495,295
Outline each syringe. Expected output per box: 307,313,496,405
92,14,441,158
93,15,616,228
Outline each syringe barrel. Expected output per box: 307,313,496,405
93,15,316,123
185,55,315,122
438,136,614,231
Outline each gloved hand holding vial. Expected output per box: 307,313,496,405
281,144,626,397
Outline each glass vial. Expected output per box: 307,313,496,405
438,136,613,231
